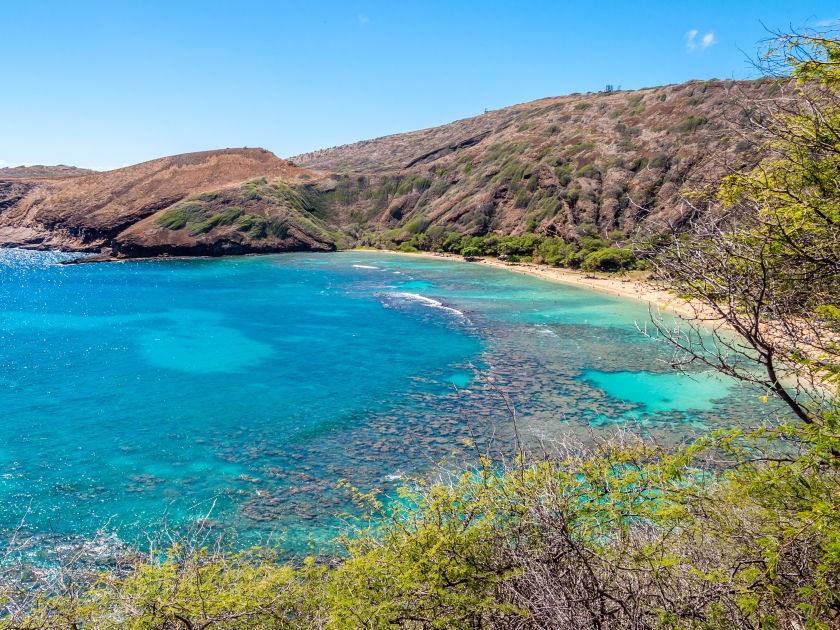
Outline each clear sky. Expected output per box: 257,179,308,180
1,1,837,170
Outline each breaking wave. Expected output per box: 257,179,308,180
375,292,464,316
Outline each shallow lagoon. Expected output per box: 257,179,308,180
0,250,775,549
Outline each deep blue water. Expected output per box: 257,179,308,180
0,249,772,550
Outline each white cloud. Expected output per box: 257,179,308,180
685,30,698,52
0,160,7,168
686,29,716,53
358,14,369,25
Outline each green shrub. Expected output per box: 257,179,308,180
235,214,268,239
575,163,600,180
186,192,219,202
268,219,290,239
679,115,708,133
568,142,596,155
190,207,244,236
649,152,669,169
403,216,428,234
525,215,538,233
581,247,635,271
155,202,208,230
155,208,190,230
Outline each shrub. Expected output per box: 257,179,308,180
648,152,669,169
268,219,290,239
403,217,428,234
582,247,635,271
186,192,219,202
154,202,208,230
568,141,596,155
679,115,708,133
155,208,190,230
235,214,268,239
575,163,600,180
190,207,244,236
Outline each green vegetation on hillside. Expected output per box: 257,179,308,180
154,178,344,244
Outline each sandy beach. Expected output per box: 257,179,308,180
352,249,709,322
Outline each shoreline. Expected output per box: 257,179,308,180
349,248,710,322
17,244,711,324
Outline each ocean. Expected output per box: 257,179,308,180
0,249,773,551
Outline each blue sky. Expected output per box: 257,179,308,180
1,1,837,170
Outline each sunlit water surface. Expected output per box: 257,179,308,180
0,250,775,551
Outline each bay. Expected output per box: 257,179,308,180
0,249,775,550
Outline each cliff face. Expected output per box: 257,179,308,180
0,79,771,260
0,148,338,257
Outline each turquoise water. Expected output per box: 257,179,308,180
0,249,774,550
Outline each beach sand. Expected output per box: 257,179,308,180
352,249,709,322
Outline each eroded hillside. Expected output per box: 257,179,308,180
0,79,776,261
0,148,339,258
291,79,768,245
0,165,96,178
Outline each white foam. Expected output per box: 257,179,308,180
353,264,379,269
387,292,464,315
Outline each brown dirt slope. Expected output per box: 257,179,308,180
0,165,96,178
291,79,768,241
0,148,338,257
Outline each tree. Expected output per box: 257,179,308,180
638,25,840,425
460,246,482,260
